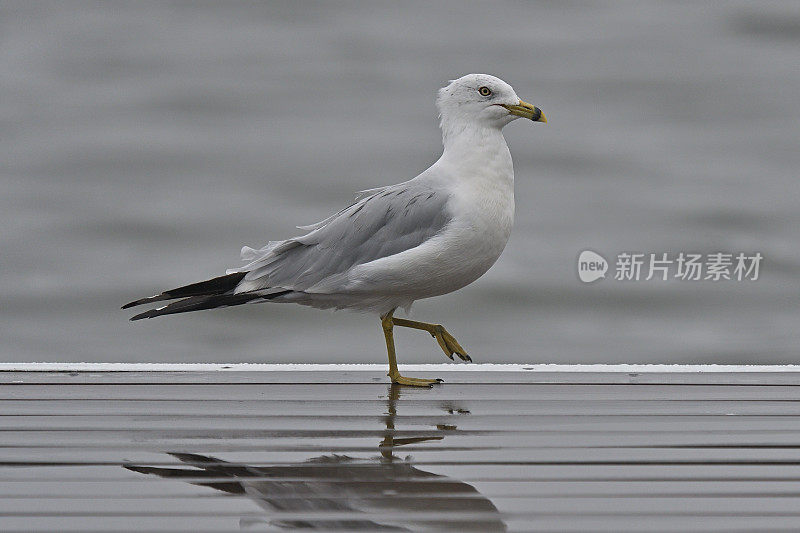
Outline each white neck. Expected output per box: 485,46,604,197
438,122,514,185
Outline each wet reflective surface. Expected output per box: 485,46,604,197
125,384,505,531
5,369,800,531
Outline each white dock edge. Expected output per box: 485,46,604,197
3,362,800,372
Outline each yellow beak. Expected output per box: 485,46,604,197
501,100,547,123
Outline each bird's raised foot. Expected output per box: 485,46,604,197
431,325,472,362
389,374,444,387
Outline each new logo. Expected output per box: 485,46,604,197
577,250,608,283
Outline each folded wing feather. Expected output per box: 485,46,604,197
229,180,451,294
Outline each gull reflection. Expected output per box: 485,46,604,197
125,384,506,531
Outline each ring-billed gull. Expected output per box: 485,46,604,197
123,74,546,386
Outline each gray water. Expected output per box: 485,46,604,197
2,1,799,364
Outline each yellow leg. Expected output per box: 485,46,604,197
381,311,443,386
391,317,471,362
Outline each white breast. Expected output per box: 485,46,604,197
432,140,515,294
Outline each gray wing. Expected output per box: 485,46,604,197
230,181,451,293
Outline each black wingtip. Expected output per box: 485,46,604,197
169,452,221,464
122,272,248,310
123,293,174,309
129,308,158,321
122,298,153,310
128,290,291,321
122,463,151,474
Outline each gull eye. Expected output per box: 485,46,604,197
478,86,492,97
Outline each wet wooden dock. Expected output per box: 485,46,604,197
3,364,800,532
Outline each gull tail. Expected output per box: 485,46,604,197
123,271,291,321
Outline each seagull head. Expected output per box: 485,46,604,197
436,74,546,135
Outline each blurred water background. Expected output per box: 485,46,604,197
2,1,799,364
